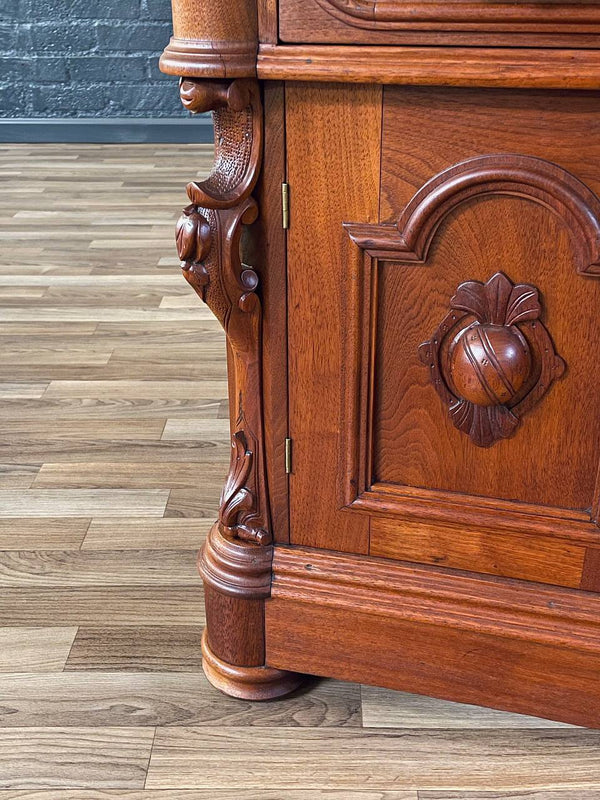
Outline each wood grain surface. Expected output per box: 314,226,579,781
1,143,598,793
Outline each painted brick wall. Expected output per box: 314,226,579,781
0,0,184,117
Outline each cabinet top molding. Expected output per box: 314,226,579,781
257,45,600,89
160,0,600,86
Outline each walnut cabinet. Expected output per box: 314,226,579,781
161,0,600,727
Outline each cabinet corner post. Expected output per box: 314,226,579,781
160,13,304,697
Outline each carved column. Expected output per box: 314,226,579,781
160,6,303,699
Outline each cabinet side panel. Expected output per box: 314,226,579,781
286,82,382,553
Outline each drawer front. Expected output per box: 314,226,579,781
286,83,600,590
279,0,600,47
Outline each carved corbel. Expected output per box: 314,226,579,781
176,78,269,547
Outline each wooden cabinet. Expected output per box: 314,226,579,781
160,0,600,726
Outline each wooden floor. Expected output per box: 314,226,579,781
0,143,599,798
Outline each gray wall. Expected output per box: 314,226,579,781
0,0,183,118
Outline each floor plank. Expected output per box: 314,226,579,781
0,629,77,673
163,489,220,519
42,380,228,399
0,441,228,465
32,463,225,490
81,519,209,551
0,520,89,551
0,728,154,789
146,728,600,791
0,549,198,588
361,688,575,729
419,794,600,799
0,420,165,439
0,385,48,399
0,466,39,490
161,419,231,440
0,491,169,518
0,673,360,728
0,588,204,626
0,791,418,799
65,626,206,672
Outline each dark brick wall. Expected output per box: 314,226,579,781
0,0,184,118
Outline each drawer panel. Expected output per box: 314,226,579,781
279,0,600,47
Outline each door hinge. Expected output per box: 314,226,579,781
282,182,290,230
285,437,293,474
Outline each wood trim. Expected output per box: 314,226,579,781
351,486,600,546
369,516,587,590
160,0,258,78
581,548,600,592
266,545,600,727
345,154,600,276
0,118,214,145
270,545,600,652
201,629,303,700
258,45,600,89
265,547,600,728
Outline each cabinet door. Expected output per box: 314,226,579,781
286,84,600,592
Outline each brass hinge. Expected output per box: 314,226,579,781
285,437,293,474
282,182,290,230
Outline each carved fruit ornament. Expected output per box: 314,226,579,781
419,272,565,447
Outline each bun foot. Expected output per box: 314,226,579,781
201,630,304,700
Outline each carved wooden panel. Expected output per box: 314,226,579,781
337,92,600,571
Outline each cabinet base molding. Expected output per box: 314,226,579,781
266,546,600,728
202,630,304,700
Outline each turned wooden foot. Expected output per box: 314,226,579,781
201,629,303,700
200,523,305,701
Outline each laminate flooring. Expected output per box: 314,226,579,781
0,143,598,797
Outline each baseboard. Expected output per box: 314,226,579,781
0,117,214,144
266,545,600,728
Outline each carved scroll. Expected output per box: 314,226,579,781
419,272,565,447
175,78,270,545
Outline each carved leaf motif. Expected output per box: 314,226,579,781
505,284,541,326
450,399,519,448
174,78,271,547
451,280,489,322
451,271,541,327
220,431,253,531
219,431,271,545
